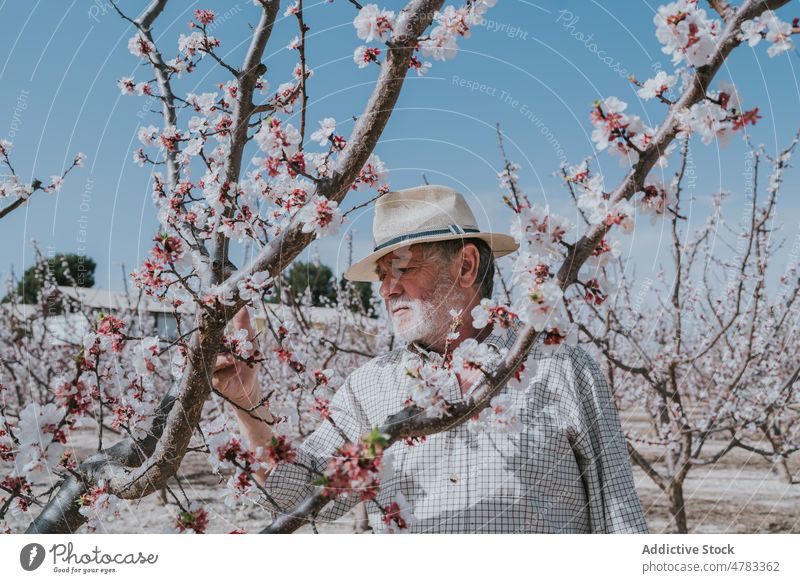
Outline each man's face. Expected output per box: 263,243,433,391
375,244,465,347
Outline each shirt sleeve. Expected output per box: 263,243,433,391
568,345,649,534
258,374,367,525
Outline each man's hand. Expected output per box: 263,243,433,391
212,307,262,411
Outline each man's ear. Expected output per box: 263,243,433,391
458,243,480,289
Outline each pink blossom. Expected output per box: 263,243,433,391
128,33,154,58
606,200,636,234
469,298,520,330
254,117,301,157
511,273,567,333
77,479,123,531
510,203,572,254
160,126,182,152
222,472,257,509
311,396,331,420
351,154,388,190
194,9,215,25
298,195,344,237
134,82,152,96
408,55,431,76
354,45,381,68
320,440,384,501
263,435,297,468
96,314,126,353
637,179,678,222
382,492,416,533
223,328,254,359
151,234,185,265
174,502,208,534
117,77,136,95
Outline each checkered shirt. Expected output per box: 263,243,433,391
258,324,649,533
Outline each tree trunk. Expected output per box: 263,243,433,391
668,482,689,533
778,458,799,485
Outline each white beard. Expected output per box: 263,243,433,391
387,269,465,347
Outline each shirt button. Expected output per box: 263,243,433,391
449,473,459,484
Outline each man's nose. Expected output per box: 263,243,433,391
379,273,402,300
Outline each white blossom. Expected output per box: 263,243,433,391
237,271,273,301
137,125,160,147
654,0,720,67
310,117,337,146
297,195,345,238
763,11,794,57
637,71,676,100
132,337,161,385
353,4,396,42
127,33,154,58
405,362,452,419
739,18,765,47
186,92,218,116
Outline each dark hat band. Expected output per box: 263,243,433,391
373,225,481,252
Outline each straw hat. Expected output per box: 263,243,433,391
343,184,519,282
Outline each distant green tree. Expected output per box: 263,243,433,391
266,261,376,316
12,253,96,304
339,277,376,317
272,261,337,307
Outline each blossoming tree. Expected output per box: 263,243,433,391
1,0,796,534
561,132,800,532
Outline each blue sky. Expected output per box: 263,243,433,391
1,0,799,299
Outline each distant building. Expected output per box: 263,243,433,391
1,286,382,345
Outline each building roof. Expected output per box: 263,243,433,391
53,286,193,314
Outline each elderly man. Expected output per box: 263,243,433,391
213,184,648,533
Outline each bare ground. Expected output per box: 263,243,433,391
4,409,799,534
